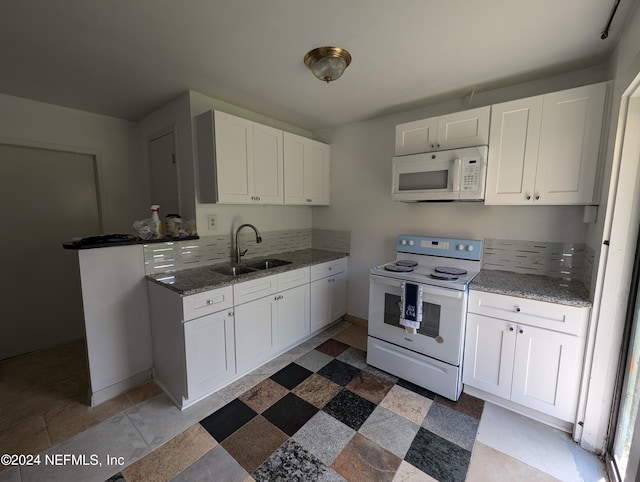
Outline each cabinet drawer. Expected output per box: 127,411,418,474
278,267,310,291
234,274,278,305
310,257,348,282
468,290,589,336
183,286,233,322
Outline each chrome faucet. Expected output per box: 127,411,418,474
235,223,262,263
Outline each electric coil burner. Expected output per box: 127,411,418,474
367,235,483,401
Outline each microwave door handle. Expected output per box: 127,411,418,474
452,158,462,191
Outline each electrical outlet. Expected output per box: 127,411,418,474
207,215,217,230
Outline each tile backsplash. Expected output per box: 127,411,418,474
144,228,350,275
482,238,586,282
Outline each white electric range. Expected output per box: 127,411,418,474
367,235,482,401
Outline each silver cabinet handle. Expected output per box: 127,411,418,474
535,195,541,201
206,299,214,305
519,328,524,334
228,311,234,316
509,326,514,332
525,195,532,201
515,306,521,313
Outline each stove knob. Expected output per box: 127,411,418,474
457,244,465,251
400,239,407,245
467,245,474,252
408,240,415,246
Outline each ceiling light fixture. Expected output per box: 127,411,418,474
304,46,352,83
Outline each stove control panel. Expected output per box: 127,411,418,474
397,235,482,261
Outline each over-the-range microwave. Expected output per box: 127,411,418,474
392,145,488,202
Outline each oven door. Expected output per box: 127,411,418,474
368,274,467,365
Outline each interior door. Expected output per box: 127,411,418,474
0,143,101,359
148,130,180,216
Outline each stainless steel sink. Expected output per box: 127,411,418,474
212,265,258,276
246,259,292,270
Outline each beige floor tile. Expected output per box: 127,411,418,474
380,385,432,425
466,442,561,482
0,380,82,431
44,393,133,445
332,324,368,352
126,382,163,405
122,424,217,482
0,413,50,456
392,460,438,481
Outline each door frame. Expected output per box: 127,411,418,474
146,124,181,215
0,136,104,233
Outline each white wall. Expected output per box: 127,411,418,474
313,67,609,318
0,93,144,233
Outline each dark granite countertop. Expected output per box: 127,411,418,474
63,234,199,250
470,269,592,308
147,248,349,296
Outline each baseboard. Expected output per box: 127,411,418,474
344,313,368,328
90,369,153,406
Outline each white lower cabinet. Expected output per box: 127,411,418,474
147,282,235,408
278,283,311,349
234,294,278,374
184,310,235,401
310,258,348,332
235,269,311,373
463,290,590,425
148,258,345,409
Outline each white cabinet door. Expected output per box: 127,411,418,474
196,110,284,205
511,324,582,421
535,83,607,205
214,111,253,203
435,106,491,151
310,257,348,333
278,284,310,349
485,97,543,205
395,117,438,156
283,132,330,205
463,313,516,399
395,107,490,156
252,123,283,204
330,270,348,322
184,310,235,400
234,295,278,373
310,277,332,333
485,82,607,206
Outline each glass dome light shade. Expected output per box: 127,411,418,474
304,47,352,83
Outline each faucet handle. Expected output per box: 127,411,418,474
240,248,248,257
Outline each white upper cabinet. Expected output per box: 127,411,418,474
395,106,490,155
283,132,331,205
485,82,607,205
196,110,284,204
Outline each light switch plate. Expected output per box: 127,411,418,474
207,215,217,230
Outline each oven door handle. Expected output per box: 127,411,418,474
370,275,463,299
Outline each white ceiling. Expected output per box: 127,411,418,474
0,0,633,131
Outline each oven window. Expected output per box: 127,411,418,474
398,170,448,191
383,293,441,338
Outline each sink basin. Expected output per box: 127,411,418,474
213,265,258,276
246,259,292,270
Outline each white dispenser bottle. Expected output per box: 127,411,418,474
151,205,162,237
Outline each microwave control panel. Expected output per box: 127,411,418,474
461,159,481,191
